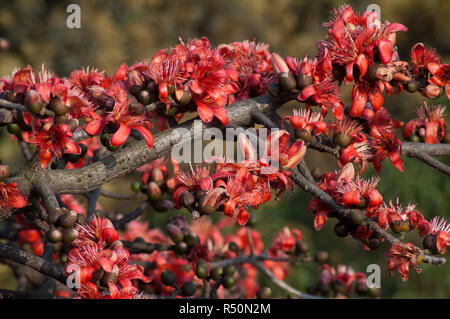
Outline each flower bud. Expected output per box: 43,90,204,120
421,84,441,99
24,90,44,114
151,168,164,186
175,88,193,105
47,228,63,243
406,80,419,93
128,70,144,94
334,132,352,148
256,287,272,299
131,181,141,193
334,222,349,238
209,268,223,281
311,167,323,181
368,238,380,250
167,224,183,243
152,199,174,213
49,97,70,116
175,241,189,255
48,208,63,225
223,265,236,277
7,124,20,135
295,241,309,255
0,164,10,181
58,210,78,229
181,281,197,296
62,228,79,244
138,90,152,105
222,276,235,289
423,233,437,253
278,72,297,92
195,263,208,279
180,191,195,208
297,75,313,90
314,251,328,263
228,242,239,253
147,181,162,201
295,128,313,142
161,270,177,286
185,233,199,248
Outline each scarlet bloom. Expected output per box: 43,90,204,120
22,123,81,168
262,130,307,169
370,129,403,172
350,80,384,117
386,243,422,281
282,108,327,136
335,176,383,211
269,227,302,255
403,103,447,144
0,182,27,210
339,141,372,173
428,63,450,99
428,217,450,255
410,43,441,76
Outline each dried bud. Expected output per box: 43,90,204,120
24,90,44,114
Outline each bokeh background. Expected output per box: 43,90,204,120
0,0,449,298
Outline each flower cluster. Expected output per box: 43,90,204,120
66,217,151,299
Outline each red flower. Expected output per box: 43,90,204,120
269,227,302,255
22,123,81,168
335,176,383,211
428,62,450,99
410,43,441,76
428,217,450,255
0,182,27,210
403,103,447,144
282,108,327,135
370,129,403,172
387,243,422,281
339,141,372,173
350,80,384,117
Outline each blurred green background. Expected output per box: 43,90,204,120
0,0,449,298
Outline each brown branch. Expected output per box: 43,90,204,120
0,98,27,112
406,150,450,176
8,93,295,197
100,189,142,200
0,243,67,284
113,201,150,229
402,142,450,156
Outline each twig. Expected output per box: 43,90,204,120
113,201,150,229
407,151,450,176
100,189,141,200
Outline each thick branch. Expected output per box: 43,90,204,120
0,243,67,284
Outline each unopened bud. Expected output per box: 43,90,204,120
278,72,297,92
167,224,183,243
334,132,352,148
24,90,44,114
62,228,78,244
147,181,162,201
151,168,164,186
58,210,78,229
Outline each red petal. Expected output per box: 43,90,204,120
196,102,214,123
314,211,328,231
377,40,393,64
84,119,104,136
35,82,52,103
355,54,368,78
425,122,438,144
368,88,384,112
132,126,153,148
349,86,367,117
343,190,361,206
110,123,131,147
298,85,316,101
237,208,249,226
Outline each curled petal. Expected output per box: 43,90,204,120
110,123,131,147
132,126,154,149
377,39,394,64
